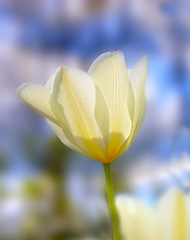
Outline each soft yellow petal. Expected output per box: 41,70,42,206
17,83,59,125
50,66,106,162
88,52,132,161
157,188,187,240
115,56,148,158
126,75,135,121
17,81,85,155
127,55,147,135
129,55,148,113
88,52,131,136
46,119,93,158
45,73,55,89
94,85,109,144
116,195,161,240
129,92,146,144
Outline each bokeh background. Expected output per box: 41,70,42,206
0,0,190,239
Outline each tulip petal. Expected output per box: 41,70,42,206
88,52,131,136
88,52,132,161
18,82,86,155
17,83,59,125
129,55,148,111
157,189,187,240
50,66,106,161
46,119,93,158
127,55,147,137
126,78,135,121
117,195,161,240
45,73,55,89
115,56,147,158
94,86,109,145
130,92,146,144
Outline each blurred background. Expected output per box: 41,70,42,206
0,0,190,239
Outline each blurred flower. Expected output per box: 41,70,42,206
116,188,190,240
18,52,147,164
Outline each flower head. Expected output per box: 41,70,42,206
116,188,189,240
18,52,147,164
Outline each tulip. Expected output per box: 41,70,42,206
116,188,190,240
18,51,147,164
18,51,148,240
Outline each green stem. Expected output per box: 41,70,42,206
103,163,120,240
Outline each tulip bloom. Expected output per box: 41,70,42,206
18,52,147,164
116,188,190,240
18,51,148,240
